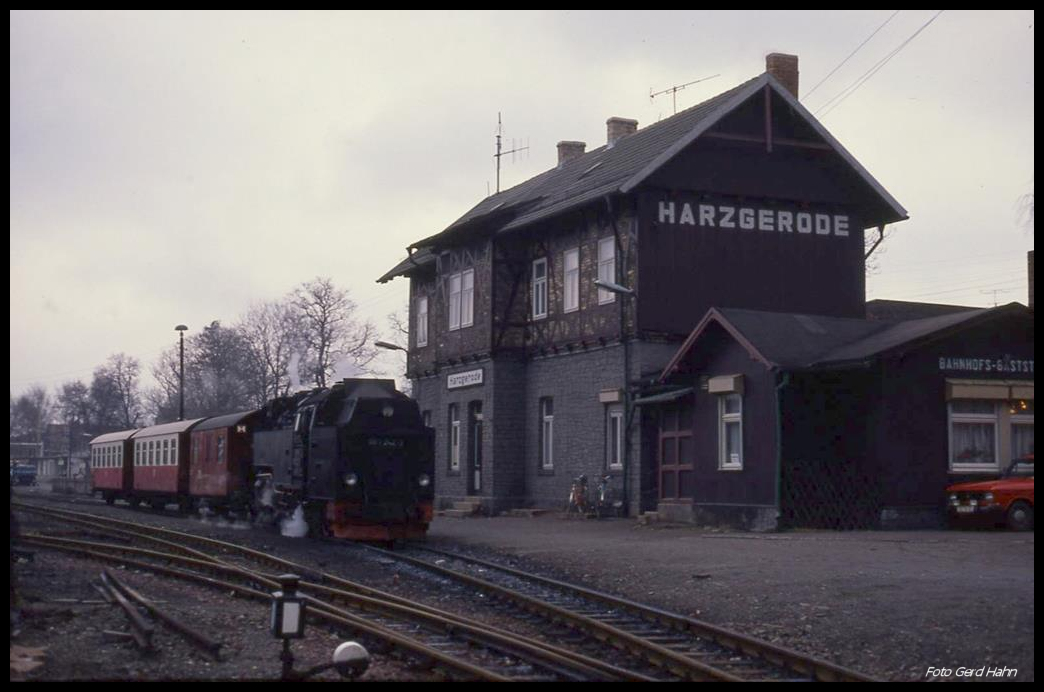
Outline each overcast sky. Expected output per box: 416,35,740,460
10,10,1035,398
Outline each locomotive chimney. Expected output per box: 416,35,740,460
766,53,799,99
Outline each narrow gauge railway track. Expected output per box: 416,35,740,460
361,543,879,682
12,502,648,682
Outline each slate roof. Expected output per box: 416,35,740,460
864,299,979,322
379,71,908,283
660,303,1027,381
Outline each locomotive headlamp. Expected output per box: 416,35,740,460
382,404,395,418
344,473,359,488
417,473,431,488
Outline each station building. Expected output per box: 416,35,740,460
378,54,1034,529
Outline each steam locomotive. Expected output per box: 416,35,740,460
89,378,435,542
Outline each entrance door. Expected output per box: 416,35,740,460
658,399,694,500
468,401,483,495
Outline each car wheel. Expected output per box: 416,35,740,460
1006,501,1034,531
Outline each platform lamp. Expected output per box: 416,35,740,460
270,574,307,680
374,340,407,352
593,278,636,517
175,324,188,421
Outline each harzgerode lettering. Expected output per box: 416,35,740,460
658,200,850,237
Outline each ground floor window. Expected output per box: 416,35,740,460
449,404,461,472
718,393,743,470
949,397,1034,473
540,397,554,470
606,405,623,471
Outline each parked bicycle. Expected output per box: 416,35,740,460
566,474,590,517
595,475,624,518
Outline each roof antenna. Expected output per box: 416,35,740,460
650,74,720,114
493,112,529,195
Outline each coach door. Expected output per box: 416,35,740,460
467,401,483,495
658,399,694,501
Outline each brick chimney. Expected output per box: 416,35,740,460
557,140,586,167
766,53,799,99
607,117,638,147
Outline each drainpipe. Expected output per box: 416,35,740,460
774,370,792,530
605,194,631,515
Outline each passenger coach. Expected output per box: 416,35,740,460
189,410,260,514
89,428,139,504
132,418,205,510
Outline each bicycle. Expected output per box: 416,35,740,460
595,474,624,518
566,474,590,517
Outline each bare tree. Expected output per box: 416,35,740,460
383,306,413,396
10,385,53,443
238,299,304,406
91,354,143,430
56,380,92,453
293,277,377,388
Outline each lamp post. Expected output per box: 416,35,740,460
270,574,306,680
593,278,636,517
374,340,407,352
175,325,188,421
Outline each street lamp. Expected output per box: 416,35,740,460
175,325,188,421
374,340,408,352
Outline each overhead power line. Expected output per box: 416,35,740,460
815,10,946,119
805,10,901,99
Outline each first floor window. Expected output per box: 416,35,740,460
719,393,743,470
532,258,548,319
607,405,623,470
449,404,461,472
563,248,579,312
540,397,554,470
416,295,428,347
448,269,475,330
597,236,616,304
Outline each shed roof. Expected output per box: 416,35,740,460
660,303,1028,381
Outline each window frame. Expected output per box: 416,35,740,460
606,405,624,471
532,257,548,320
563,248,579,313
597,236,616,305
948,400,1000,473
416,295,428,347
449,403,461,473
718,393,743,471
540,397,554,471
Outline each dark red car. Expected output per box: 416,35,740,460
947,457,1034,530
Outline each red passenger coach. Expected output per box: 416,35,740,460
189,410,260,513
132,418,205,510
89,429,139,504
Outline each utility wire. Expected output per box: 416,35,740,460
816,10,946,119
805,10,901,99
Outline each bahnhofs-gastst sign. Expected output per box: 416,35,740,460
657,199,850,237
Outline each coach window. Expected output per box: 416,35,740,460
163,439,169,465
217,436,226,465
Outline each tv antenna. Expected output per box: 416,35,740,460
650,74,720,114
980,287,1014,307
493,112,529,195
